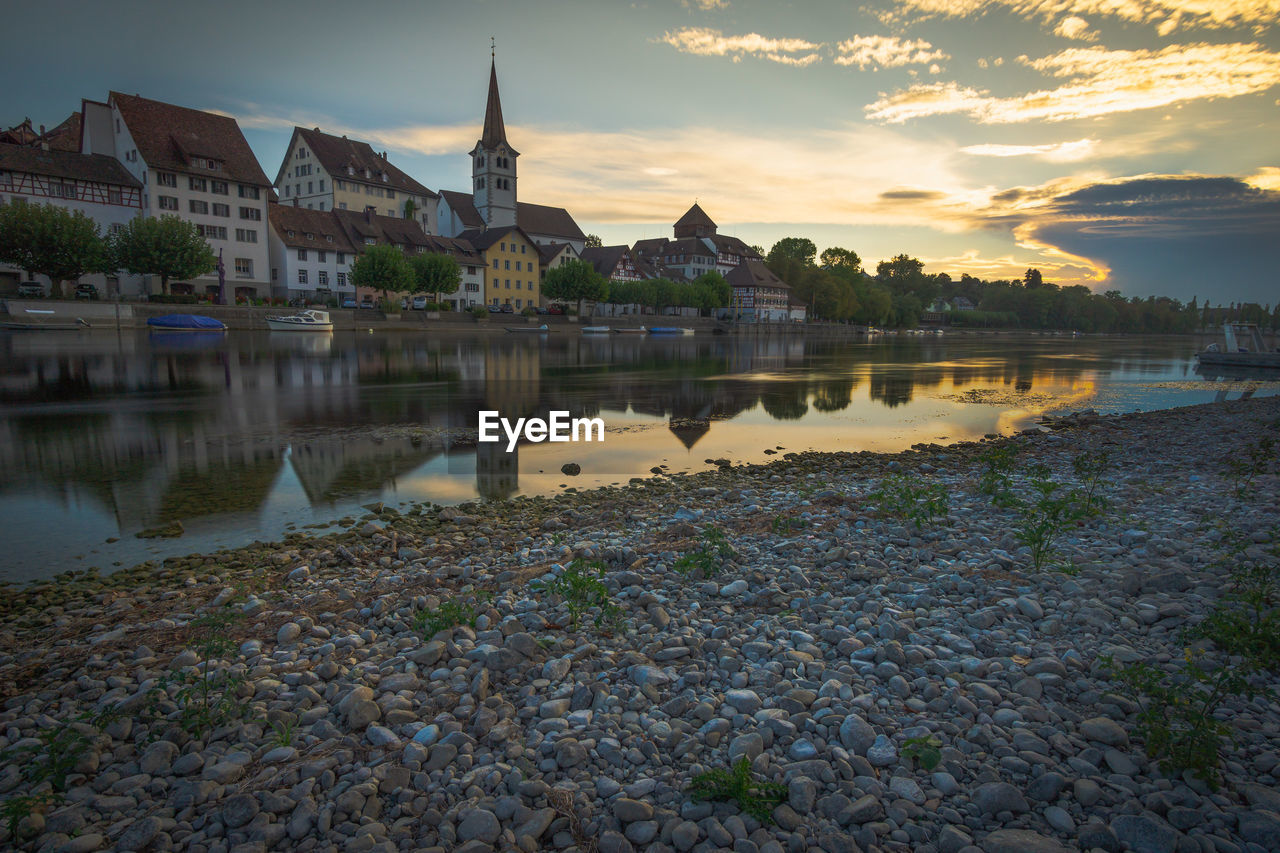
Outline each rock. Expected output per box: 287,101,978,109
613,798,653,822
277,622,302,644
1015,595,1043,619
1079,716,1128,747
839,714,876,754
1237,810,1280,849
1111,814,1178,853
671,820,700,851
865,734,897,767
980,828,1072,853
599,831,635,853
725,689,762,714
1026,772,1067,802
561,462,581,476
117,816,161,850
140,740,179,775
973,782,1029,816
844,794,883,824
366,725,401,748
728,732,763,762
223,793,261,828
457,809,501,844
1077,823,1120,853
719,579,749,596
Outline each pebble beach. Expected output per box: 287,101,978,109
1,395,1278,853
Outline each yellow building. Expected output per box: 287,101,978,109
462,225,541,310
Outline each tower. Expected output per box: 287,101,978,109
471,56,518,228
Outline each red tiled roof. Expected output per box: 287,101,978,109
674,202,716,238
0,142,141,187
292,128,436,198
267,204,357,253
110,92,271,186
726,259,790,291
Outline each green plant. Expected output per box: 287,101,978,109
1103,651,1268,789
268,717,298,748
771,514,807,534
471,304,489,318
414,592,489,638
868,474,948,528
1188,529,1280,672
531,559,621,631
674,524,736,577
1072,448,1112,516
149,609,251,738
1226,433,1277,498
900,735,943,770
1,791,61,842
976,445,1021,508
1015,473,1083,571
687,757,788,823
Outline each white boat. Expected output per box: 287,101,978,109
581,325,611,334
265,309,333,331
1196,322,1280,369
505,324,548,333
612,326,647,334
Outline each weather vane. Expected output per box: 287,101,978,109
491,37,495,59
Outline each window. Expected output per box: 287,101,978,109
466,281,479,292
492,259,499,269
338,202,347,210
304,232,313,240
365,185,373,195
272,268,278,281
318,270,328,286
515,261,521,272
284,185,291,197
500,242,505,251
319,179,325,192
212,203,230,217
476,177,485,189
205,159,220,171
197,225,227,240
467,266,477,275
189,199,208,214
335,179,343,191
235,228,257,243
325,235,333,243
318,202,325,211
157,172,177,188
234,258,252,278
189,177,207,192
318,251,326,262
53,182,77,199
110,223,125,236
363,237,376,245
516,280,522,290
337,252,346,263
504,260,510,270
297,147,307,159
386,189,395,199
211,180,228,195
298,269,308,284
297,249,307,261
521,244,526,254
337,272,346,287
307,181,313,194
239,207,261,221
238,185,260,199
505,279,510,288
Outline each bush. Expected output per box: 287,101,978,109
522,306,538,316
439,302,453,312
471,305,489,318
148,293,197,304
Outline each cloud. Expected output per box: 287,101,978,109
867,42,1280,123
1053,15,1097,40
877,0,1280,36
961,138,1097,161
834,35,949,69
659,27,822,65
880,188,946,200
683,0,729,9
1247,167,1280,192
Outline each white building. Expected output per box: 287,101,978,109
267,204,358,303
82,93,274,299
0,141,144,296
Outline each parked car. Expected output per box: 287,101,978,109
341,297,358,308
411,295,430,310
74,283,99,300
487,304,503,313
499,304,514,314
532,306,548,315
547,305,564,315
17,282,44,298
359,296,375,309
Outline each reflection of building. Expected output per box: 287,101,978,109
475,439,518,500
668,417,710,449
288,437,444,504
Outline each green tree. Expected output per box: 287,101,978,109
767,237,817,268
691,271,731,314
410,252,461,305
350,244,413,304
1024,268,1043,289
876,254,936,321
542,258,608,316
0,201,111,297
403,198,419,222
820,246,861,272
584,233,603,248
111,214,215,296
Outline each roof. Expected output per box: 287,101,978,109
580,245,629,280
726,259,790,291
420,234,484,265
290,128,436,198
660,237,716,261
0,142,141,187
457,224,535,253
267,204,357,253
109,92,272,186
632,237,669,257
707,234,761,259
517,201,585,242
440,189,485,229
674,202,717,238
43,113,82,152
330,207,433,253
537,241,575,264
0,119,39,146
479,60,517,154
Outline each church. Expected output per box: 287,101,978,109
437,59,587,254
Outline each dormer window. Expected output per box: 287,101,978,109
346,165,354,176
305,232,314,239
326,235,333,242
287,230,295,237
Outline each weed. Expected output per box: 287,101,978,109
687,757,788,823
900,735,943,770
1189,539,1280,672
868,474,948,528
146,609,251,739
976,445,1021,508
414,595,482,639
268,717,298,748
1072,448,1112,516
1227,432,1278,498
1015,474,1083,571
771,515,807,535
1,791,61,842
674,524,737,577
532,559,622,631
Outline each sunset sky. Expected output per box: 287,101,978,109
6,0,1280,304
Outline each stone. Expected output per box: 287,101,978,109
1237,810,1280,849
561,462,581,476
671,819,700,851
1026,772,1067,802
223,793,261,828
973,782,1029,816
457,809,501,844
1077,823,1120,853
599,831,635,853
1111,814,1178,853
839,714,876,754
1079,716,1129,747
277,622,302,644
366,725,401,748
1015,596,1044,619
140,740,178,775
117,816,161,850
725,689,762,714
980,828,1071,853
612,798,653,822
865,734,897,767
843,794,883,824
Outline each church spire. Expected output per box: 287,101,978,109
480,56,508,150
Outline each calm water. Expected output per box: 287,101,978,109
1,328,1273,583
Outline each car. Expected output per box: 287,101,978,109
17,282,44,298
487,304,503,313
411,295,430,310
359,297,375,309
74,283,99,300
341,297,358,308
532,306,548,315
499,304,514,314
547,305,564,315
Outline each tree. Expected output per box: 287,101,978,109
111,214,215,296
820,246,861,272
403,198,419,223
876,254,936,317
350,244,413,305
766,237,817,268
0,201,111,296
410,253,461,305
584,233,603,249
1023,268,1043,289
691,271,730,314
542,258,608,316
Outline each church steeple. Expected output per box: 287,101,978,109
471,48,518,228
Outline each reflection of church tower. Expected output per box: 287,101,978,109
668,417,711,449
471,57,518,228
476,440,518,500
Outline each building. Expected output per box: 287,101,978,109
460,224,541,310
273,127,438,233
82,93,274,299
537,242,579,283
436,59,587,253
419,234,486,309
2,113,82,152
580,245,654,283
0,142,143,296
266,204,358,303
632,203,762,280
726,259,791,322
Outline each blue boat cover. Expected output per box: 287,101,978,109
147,314,227,330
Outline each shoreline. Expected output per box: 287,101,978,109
1,396,1278,852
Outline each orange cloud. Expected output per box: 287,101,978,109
879,0,1280,35
835,35,949,69
658,27,823,65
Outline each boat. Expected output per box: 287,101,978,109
1195,322,1280,369
146,314,227,332
612,326,646,334
0,307,90,330
581,325,611,334
648,326,694,335
265,309,333,331
505,324,548,333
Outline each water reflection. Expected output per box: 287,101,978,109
0,329,1268,581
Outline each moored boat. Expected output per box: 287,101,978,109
581,325,611,334
265,309,333,331
648,326,694,335
505,324,548,333
612,326,646,334
1196,322,1280,369
146,314,227,332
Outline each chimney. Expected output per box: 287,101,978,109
365,207,372,223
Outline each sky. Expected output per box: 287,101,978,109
5,0,1280,304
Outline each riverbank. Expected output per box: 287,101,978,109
1,396,1278,852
